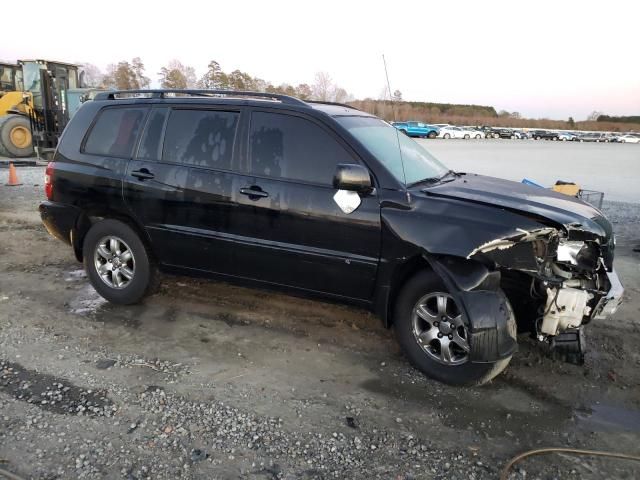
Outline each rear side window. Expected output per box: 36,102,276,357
162,109,239,170
248,112,354,185
84,107,147,157
137,108,168,160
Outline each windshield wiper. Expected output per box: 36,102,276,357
408,170,459,188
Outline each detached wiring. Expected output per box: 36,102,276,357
500,447,640,480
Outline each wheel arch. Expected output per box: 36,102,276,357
72,209,155,263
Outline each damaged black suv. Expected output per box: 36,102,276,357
40,90,624,385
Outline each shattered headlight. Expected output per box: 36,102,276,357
557,239,598,271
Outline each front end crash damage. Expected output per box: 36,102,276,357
466,224,624,361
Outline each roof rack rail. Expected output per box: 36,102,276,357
93,89,308,106
305,100,359,111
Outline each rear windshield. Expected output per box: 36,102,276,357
337,116,448,186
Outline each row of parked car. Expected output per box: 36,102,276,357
390,121,640,143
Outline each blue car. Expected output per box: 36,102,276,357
391,121,439,138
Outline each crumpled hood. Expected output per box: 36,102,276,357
420,174,612,241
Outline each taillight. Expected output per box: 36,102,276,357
45,162,54,200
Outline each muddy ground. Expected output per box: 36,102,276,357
0,166,639,480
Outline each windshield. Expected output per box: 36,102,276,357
337,116,448,186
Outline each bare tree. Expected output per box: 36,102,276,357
77,63,103,87
588,110,603,121
312,72,333,101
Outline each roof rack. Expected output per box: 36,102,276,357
93,89,308,106
305,100,359,111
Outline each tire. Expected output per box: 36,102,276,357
428,131,437,139
475,134,481,139
620,139,625,143
464,134,470,139
562,138,567,141
0,114,34,158
535,136,540,140
83,219,157,305
443,133,451,139
393,270,515,386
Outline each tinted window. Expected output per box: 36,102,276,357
163,109,238,169
84,107,147,157
137,108,168,160
249,112,354,184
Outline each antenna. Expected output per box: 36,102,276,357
382,54,396,122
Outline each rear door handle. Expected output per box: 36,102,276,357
240,187,269,199
131,169,155,180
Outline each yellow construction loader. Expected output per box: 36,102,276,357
0,62,34,157
0,60,100,158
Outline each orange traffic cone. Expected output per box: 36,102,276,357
5,163,22,186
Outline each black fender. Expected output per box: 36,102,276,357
423,253,517,363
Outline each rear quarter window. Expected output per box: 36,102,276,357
83,107,148,158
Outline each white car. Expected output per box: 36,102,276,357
438,126,473,139
618,134,640,144
462,127,485,139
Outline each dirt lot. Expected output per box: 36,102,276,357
1,166,639,480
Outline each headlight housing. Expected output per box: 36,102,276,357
557,239,598,271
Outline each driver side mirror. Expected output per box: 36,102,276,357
333,164,373,194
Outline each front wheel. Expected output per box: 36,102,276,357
475,134,481,139
394,271,515,386
428,131,437,139
83,219,157,304
443,133,451,139
464,134,470,139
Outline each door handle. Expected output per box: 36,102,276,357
131,169,155,180
240,187,269,199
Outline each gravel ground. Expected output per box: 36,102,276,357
1,163,639,480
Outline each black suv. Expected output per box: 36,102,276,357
530,130,559,141
40,90,623,385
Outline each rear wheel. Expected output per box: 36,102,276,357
464,134,470,139
0,115,34,158
394,270,515,385
83,219,157,304
443,133,451,139
428,131,437,139
475,134,481,139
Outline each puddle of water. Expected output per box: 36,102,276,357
575,403,640,433
68,285,108,315
64,269,86,282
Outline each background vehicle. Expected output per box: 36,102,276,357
497,128,515,139
437,126,472,139
391,121,439,138
530,129,559,141
513,130,530,139
461,127,485,139
578,132,607,142
557,131,578,141
618,134,640,144
0,60,99,158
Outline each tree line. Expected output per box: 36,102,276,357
78,58,639,132
82,58,350,103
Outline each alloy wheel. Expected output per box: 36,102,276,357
94,235,136,289
412,292,470,365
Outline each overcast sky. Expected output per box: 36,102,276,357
2,0,638,120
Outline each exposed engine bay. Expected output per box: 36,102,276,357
467,225,624,359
